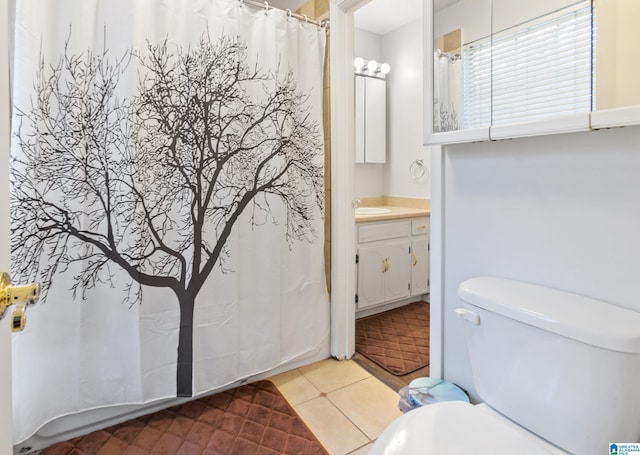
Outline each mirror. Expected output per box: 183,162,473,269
432,0,491,133
355,73,387,163
429,0,640,142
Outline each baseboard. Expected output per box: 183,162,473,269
356,294,428,319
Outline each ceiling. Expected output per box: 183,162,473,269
268,0,308,10
354,0,460,36
269,0,461,36
354,0,422,36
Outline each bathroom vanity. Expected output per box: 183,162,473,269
356,207,430,316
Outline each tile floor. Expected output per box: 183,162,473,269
269,358,403,455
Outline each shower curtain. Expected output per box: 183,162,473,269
433,51,462,132
9,0,329,444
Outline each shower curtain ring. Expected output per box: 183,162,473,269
264,1,269,14
303,14,308,23
237,0,243,7
286,9,292,20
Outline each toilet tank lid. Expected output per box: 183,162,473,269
458,277,640,353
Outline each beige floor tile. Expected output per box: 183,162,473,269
269,368,320,406
327,376,403,440
299,359,371,394
348,442,374,454
295,396,370,455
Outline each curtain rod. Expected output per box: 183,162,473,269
238,0,329,29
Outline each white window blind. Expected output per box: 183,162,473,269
462,1,593,128
462,39,491,129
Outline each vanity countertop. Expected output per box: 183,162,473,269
355,205,430,223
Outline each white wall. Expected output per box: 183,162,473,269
440,125,640,399
434,0,490,45
435,0,576,45
354,27,383,63
382,19,431,199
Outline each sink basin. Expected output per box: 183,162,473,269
355,207,392,215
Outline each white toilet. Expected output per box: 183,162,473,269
371,276,640,455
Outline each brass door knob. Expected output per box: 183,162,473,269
0,272,41,332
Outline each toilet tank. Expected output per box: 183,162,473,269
457,277,640,455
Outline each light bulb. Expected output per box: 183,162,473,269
367,60,378,72
380,63,390,74
354,57,365,71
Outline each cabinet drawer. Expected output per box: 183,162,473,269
411,218,430,236
358,220,411,243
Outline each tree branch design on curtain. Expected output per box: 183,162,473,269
10,32,324,397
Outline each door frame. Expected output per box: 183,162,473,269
329,0,360,360
329,0,443,377
1,0,14,451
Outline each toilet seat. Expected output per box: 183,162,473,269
370,401,568,454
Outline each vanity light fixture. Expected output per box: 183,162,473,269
353,57,391,77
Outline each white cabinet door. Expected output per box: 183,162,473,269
354,75,386,163
383,240,411,302
411,238,430,295
365,77,386,163
357,245,386,308
357,239,410,308
355,76,366,163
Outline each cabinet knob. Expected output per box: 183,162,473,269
382,258,390,273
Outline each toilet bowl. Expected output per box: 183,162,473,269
371,401,566,454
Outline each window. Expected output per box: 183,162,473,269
462,1,593,128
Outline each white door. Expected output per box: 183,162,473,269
1,0,13,451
